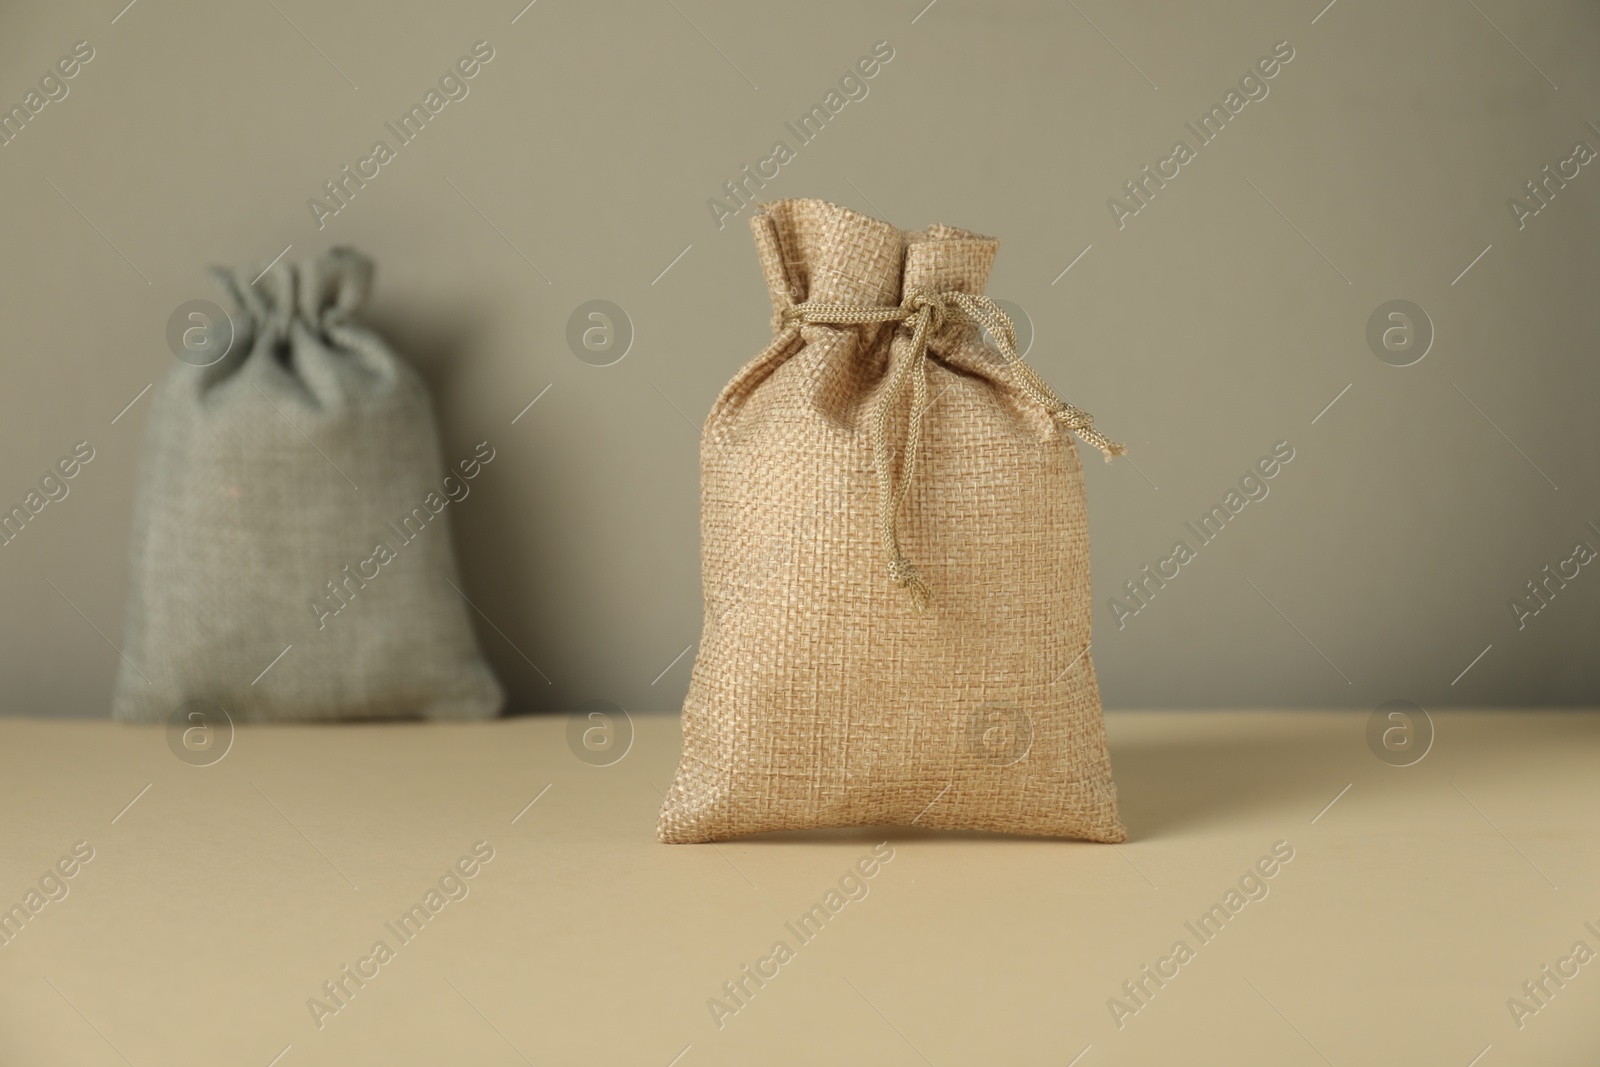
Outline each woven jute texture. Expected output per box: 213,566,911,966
658,199,1125,843
112,248,504,722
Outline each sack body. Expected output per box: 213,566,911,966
658,199,1126,843
113,248,503,722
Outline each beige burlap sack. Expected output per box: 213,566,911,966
658,199,1127,843
113,247,503,723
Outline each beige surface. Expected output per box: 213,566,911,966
2,710,1596,1065
3,2,1599,717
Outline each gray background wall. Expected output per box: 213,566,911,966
1,0,1596,717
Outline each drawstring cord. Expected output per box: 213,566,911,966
781,287,1124,611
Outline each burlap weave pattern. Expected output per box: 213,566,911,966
658,199,1125,843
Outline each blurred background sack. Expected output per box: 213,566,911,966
112,247,503,723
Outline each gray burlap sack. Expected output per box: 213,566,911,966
113,247,503,722
659,199,1127,843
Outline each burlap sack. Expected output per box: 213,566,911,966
658,199,1126,843
113,247,503,722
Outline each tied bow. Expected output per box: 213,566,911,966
780,287,1125,612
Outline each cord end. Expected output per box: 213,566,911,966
888,557,933,613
